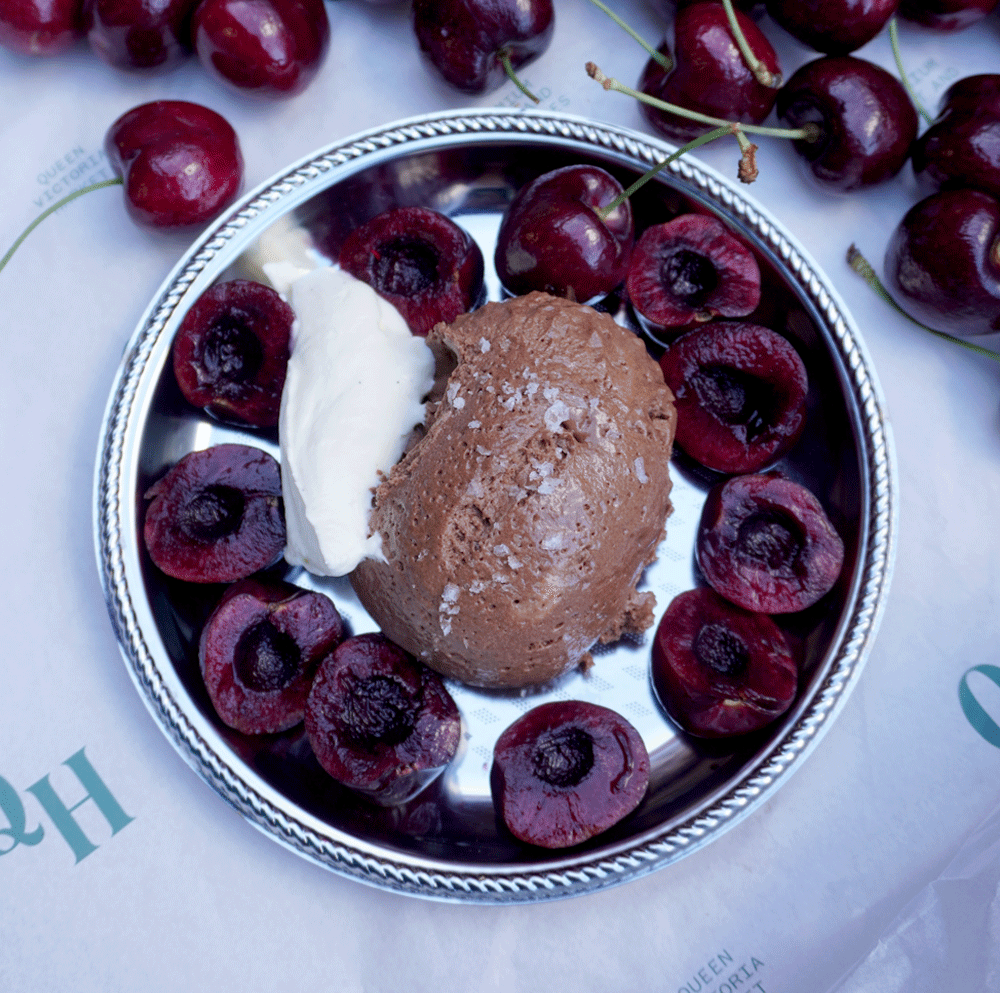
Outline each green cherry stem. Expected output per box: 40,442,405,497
720,0,780,88
0,178,124,277
584,0,672,71
847,244,1000,362
499,50,541,103
888,17,934,126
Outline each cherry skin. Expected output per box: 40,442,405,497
412,0,554,95
776,55,918,192
83,0,197,70
899,0,999,30
105,100,244,228
884,188,1000,337
912,74,1000,199
192,0,330,98
0,0,84,54
494,164,634,303
765,0,900,55
639,2,782,144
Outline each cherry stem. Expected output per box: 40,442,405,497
720,0,780,88
586,62,819,141
584,0,671,71
888,17,934,126
499,49,540,103
0,178,124,276
847,244,1000,362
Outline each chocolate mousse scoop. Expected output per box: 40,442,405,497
350,292,677,689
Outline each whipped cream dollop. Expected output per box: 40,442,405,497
277,265,436,576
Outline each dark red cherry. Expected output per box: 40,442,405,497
884,188,1000,337
83,0,197,70
697,473,845,614
491,701,649,849
200,577,344,734
776,55,918,191
627,214,761,333
899,0,998,30
765,0,899,54
651,587,798,737
143,443,285,583
0,0,83,54
658,322,808,474
412,0,554,95
339,207,485,336
305,633,462,805
173,279,293,427
494,164,633,303
192,0,329,98
912,74,1000,199
639,2,781,144
105,100,244,229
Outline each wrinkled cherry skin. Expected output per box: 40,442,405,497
0,0,84,54
494,164,633,303
899,0,998,30
765,0,899,55
697,473,845,614
776,55,918,192
651,588,798,738
639,3,781,144
192,0,330,99
105,100,244,228
412,0,554,95
884,188,1000,337
491,701,649,849
912,75,1000,199
83,0,197,70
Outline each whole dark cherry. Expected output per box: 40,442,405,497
884,188,1000,337
0,0,84,54
899,0,999,29
83,0,197,70
192,0,330,98
776,55,918,192
494,164,634,303
105,100,244,228
639,2,782,144
765,0,900,54
412,0,554,95
912,74,1000,199
339,206,485,336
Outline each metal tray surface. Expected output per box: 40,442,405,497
94,109,896,903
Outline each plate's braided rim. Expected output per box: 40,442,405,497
96,110,894,903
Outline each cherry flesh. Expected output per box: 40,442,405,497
105,100,244,229
173,279,293,427
912,74,1000,200
339,206,485,336
143,443,285,583
776,55,918,192
305,633,462,805
639,2,782,144
765,0,900,55
494,164,634,303
192,0,330,99
200,576,344,734
627,214,761,334
697,473,845,614
412,0,554,95
884,188,1000,337
0,0,83,54
899,0,999,30
491,701,649,849
83,0,197,70
651,587,798,737
658,322,808,474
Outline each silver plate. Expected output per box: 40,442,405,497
94,109,896,903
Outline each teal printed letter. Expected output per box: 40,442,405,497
959,664,1000,749
0,776,44,855
25,748,134,863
